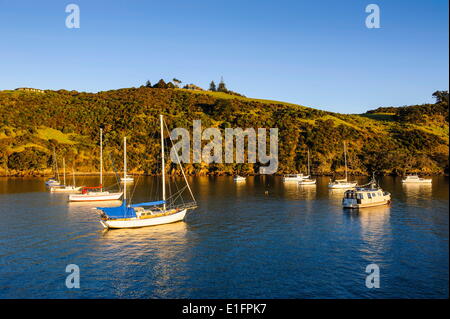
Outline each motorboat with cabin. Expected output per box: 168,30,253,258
401,175,432,184
342,176,391,209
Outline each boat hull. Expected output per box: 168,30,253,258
343,199,390,209
69,192,123,202
299,180,316,185
101,209,187,229
328,183,357,189
401,180,432,184
50,186,83,193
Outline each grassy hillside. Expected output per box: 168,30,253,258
0,87,448,176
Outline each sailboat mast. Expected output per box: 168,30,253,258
160,115,166,211
54,148,60,182
63,158,66,186
100,128,103,192
123,136,127,201
72,164,76,187
307,149,310,176
344,141,348,181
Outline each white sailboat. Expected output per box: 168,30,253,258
45,148,62,187
299,149,316,185
283,174,309,182
50,158,83,193
97,115,197,229
328,141,357,189
69,128,123,202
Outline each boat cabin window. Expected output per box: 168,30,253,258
367,193,372,199
372,193,376,197
357,193,364,199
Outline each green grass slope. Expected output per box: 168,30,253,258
0,87,448,176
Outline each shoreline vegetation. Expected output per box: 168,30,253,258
0,82,448,177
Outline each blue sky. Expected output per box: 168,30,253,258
0,0,448,113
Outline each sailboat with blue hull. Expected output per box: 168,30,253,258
97,115,197,229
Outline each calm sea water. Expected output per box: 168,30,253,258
0,176,448,298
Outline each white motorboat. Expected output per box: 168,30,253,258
298,149,316,185
342,176,391,208
401,175,432,184
283,174,309,182
328,141,357,189
69,128,123,202
120,175,134,183
233,175,246,182
97,115,197,229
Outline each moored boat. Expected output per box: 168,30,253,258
233,175,246,182
97,115,197,229
283,174,309,182
50,158,84,193
342,176,391,209
328,141,356,189
68,128,123,202
401,175,432,184
298,149,316,185
120,175,134,183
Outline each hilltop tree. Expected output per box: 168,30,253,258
432,90,449,104
153,79,168,89
217,77,227,92
209,81,216,91
173,78,182,88
145,80,152,88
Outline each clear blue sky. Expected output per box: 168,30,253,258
0,0,448,113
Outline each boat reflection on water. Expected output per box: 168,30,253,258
68,200,123,208
328,188,347,201
402,183,433,198
345,205,392,259
99,221,189,298
298,184,317,200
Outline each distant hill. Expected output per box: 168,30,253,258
0,87,448,176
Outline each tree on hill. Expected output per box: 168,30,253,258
209,81,217,91
153,79,168,89
145,80,152,88
217,77,227,92
433,90,449,104
173,78,182,88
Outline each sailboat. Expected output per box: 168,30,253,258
328,141,357,189
45,148,62,187
299,149,316,185
97,115,197,229
50,159,83,193
68,128,123,202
